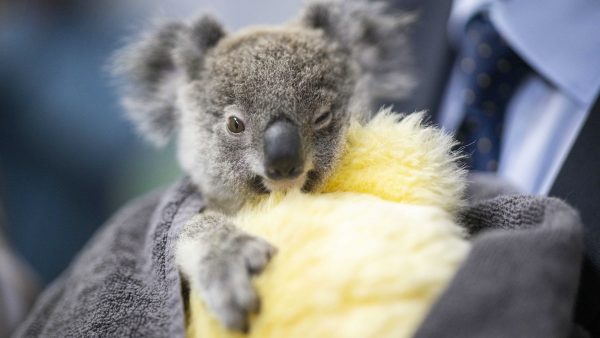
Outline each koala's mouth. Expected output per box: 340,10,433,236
261,173,308,192
250,170,320,195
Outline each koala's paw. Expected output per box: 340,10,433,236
199,234,277,332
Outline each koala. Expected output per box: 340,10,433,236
112,0,412,332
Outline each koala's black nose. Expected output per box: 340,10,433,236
263,119,304,180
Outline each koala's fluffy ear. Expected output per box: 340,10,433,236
111,15,225,146
300,0,415,111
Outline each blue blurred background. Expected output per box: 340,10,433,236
0,0,312,284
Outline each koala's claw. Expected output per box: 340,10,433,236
243,236,277,275
199,234,277,332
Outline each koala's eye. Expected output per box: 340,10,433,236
313,109,332,130
227,116,245,133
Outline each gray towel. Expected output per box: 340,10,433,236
415,195,583,338
13,176,583,337
13,178,203,337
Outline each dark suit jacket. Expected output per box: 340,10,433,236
387,0,600,335
385,0,455,117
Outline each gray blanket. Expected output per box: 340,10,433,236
13,176,584,337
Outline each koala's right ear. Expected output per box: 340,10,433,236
111,15,225,146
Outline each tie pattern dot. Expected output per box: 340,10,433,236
455,13,530,171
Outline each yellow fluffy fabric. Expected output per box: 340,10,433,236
187,110,469,338
321,109,466,214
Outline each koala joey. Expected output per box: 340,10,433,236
113,0,412,332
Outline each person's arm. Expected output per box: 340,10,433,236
0,192,39,336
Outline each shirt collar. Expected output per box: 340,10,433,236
450,0,600,106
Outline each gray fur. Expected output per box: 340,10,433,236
177,25,355,211
300,0,415,115
112,15,226,146
177,211,276,332
112,0,412,332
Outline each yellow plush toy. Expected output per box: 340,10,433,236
187,109,470,338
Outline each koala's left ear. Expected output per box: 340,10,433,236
300,0,415,111
174,15,226,80
111,15,226,146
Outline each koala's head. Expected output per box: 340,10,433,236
113,0,412,212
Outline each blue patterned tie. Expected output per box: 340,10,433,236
455,13,530,171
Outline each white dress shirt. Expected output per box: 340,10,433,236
438,0,600,195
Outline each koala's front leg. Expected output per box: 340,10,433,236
176,210,277,332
